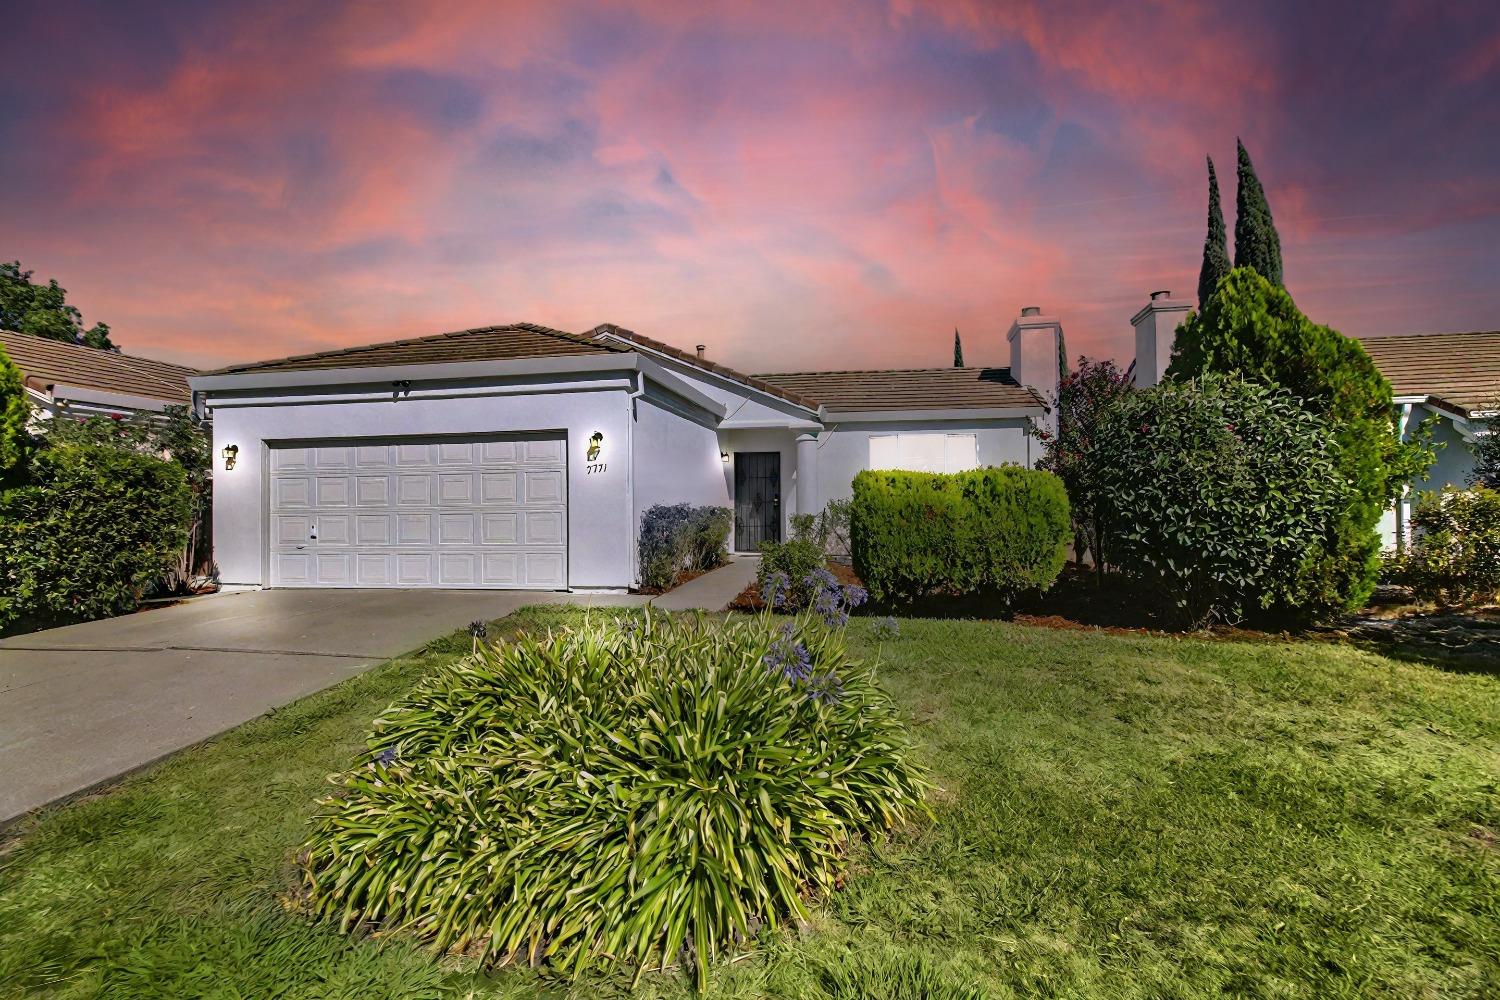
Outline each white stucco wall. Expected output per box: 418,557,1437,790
208,384,636,589
1381,406,1478,547
632,387,734,555
811,418,1037,506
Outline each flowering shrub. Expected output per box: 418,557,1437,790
637,503,731,590
1033,356,1134,575
755,538,825,608
1385,485,1500,607
299,608,928,988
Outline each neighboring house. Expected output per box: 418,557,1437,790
190,311,1058,591
1129,296,1500,548
0,328,198,421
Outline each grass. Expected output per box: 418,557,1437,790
2,607,1497,998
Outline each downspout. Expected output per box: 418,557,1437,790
626,369,646,587
1395,402,1414,552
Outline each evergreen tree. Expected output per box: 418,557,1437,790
953,328,964,368
1197,156,1230,308
0,345,31,484
1232,139,1283,287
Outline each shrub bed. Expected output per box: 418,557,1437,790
0,443,191,629
1386,485,1500,607
849,466,1070,606
636,503,731,591
299,608,928,987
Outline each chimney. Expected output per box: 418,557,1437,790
695,344,706,360
1131,289,1191,388
1006,305,1063,441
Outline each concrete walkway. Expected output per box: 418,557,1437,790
650,556,759,612
0,588,644,826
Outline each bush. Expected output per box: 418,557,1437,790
849,466,1070,606
0,443,191,629
0,346,30,486
757,538,826,608
1169,268,1434,614
299,608,928,987
637,503,731,590
1033,356,1134,577
1387,486,1500,607
1092,374,1349,627
790,499,854,559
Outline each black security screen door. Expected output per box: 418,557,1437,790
734,451,781,551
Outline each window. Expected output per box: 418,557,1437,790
868,433,978,474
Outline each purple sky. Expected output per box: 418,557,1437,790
2,0,1498,373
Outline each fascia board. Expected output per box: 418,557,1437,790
190,353,638,394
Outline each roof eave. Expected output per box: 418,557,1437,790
823,404,1046,422
190,353,640,394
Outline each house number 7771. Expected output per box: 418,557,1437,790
586,463,607,474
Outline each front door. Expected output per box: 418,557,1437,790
733,451,781,551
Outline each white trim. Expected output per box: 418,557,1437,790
190,353,637,392
823,405,1044,422
593,332,822,417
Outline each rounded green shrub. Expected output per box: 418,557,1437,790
0,442,190,629
1169,267,1433,615
1092,374,1349,627
849,466,1070,606
299,610,928,988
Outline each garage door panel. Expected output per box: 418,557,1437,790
270,434,567,590
317,515,351,545
315,477,352,506
275,477,312,508
356,476,390,505
525,470,564,502
356,514,391,545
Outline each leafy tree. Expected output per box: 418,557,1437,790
0,345,30,483
953,328,964,368
0,261,117,350
1232,139,1283,286
1093,374,1350,627
1033,356,1134,580
1170,267,1434,615
1197,156,1231,308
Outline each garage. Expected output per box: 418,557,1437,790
267,433,568,589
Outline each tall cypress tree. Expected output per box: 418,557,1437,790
1233,139,1283,286
1197,156,1230,308
953,328,964,367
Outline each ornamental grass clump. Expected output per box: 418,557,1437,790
298,607,928,988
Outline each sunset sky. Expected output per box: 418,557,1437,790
3,1,1498,374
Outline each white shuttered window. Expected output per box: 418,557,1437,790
868,433,979,474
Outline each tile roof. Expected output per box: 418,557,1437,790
1359,331,1500,416
754,366,1042,412
202,322,623,375
589,325,821,410
0,329,197,405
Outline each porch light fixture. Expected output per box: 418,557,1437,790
222,444,239,470
720,451,730,463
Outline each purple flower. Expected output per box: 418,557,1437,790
759,570,792,610
763,623,812,682
374,746,399,766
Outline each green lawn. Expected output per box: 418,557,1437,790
2,609,1498,998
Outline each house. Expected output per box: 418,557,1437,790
0,328,198,421
1128,294,1499,547
190,310,1058,591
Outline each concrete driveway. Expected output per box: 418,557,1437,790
0,588,644,826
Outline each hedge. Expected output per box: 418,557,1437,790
849,466,1070,605
0,443,191,629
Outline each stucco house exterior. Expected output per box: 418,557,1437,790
0,328,197,421
191,310,1059,591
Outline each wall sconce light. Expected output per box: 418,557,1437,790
222,444,239,470
720,451,730,463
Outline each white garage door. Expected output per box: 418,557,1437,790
268,434,567,589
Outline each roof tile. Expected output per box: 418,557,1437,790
0,329,196,404
1359,331,1500,415
754,367,1041,412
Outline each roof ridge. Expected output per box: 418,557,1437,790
203,322,623,376
756,365,1011,377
